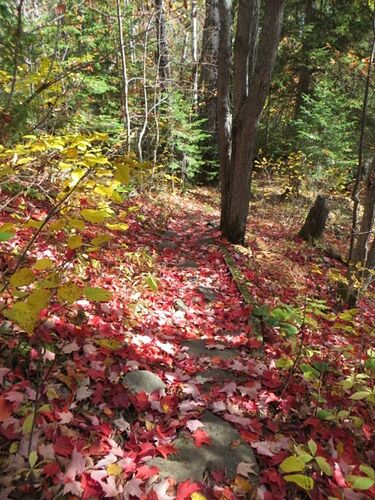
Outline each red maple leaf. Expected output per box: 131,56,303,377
135,464,159,480
193,428,211,448
131,391,149,411
157,443,177,458
0,397,12,422
176,480,201,500
53,435,74,457
43,462,61,477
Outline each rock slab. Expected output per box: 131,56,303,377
123,370,165,394
148,411,258,483
183,339,239,360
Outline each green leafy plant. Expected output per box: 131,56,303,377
160,91,208,183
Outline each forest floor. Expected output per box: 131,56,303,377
0,183,374,499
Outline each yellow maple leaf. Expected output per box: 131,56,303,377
10,268,35,288
191,494,207,500
106,463,123,476
32,258,54,271
3,302,37,334
233,475,252,493
57,283,82,304
67,234,83,249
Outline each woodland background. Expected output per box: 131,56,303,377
0,1,375,499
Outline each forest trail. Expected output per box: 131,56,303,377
1,188,374,499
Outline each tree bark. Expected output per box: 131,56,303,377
116,0,131,152
298,195,330,241
217,0,232,202
155,0,170,90
191,0,198,107
352,159,375,264
218,0,285,244
198,0,220,181
294,0,313,117
348,11,375,261
5,0,25,113
345,158,375,305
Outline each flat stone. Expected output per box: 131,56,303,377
162,230,179,238
182,339,239,360
198,237,215,246
123,370,165,394
196,286,217,302
194,368,239,382
178,260,199,269
148,411,258,483
159,241,177,250
215,329,244,337
174,298,190,312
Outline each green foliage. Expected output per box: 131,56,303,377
160,92,208,182
253,302,303,337
294,80,357,190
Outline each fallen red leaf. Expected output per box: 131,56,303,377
131,391,149,411
0,397,12,422
53,435,74,457
176,479,201,500
157,443,177,458
193,428,211,448
43,462,61,477
135,464,159,480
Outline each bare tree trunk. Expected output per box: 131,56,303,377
294,0,313,117
138,19,152,161
116,0,131,152
191,0,199,107
233,0,259,115
180,31,189,81
198,0,220,181
345,159,375,306
348,12,375,262
5,0,25,112
343,14,375,306
217,0,232,199
218,0,285,244
155,0,170,90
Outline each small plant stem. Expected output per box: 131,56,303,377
281,292,308,396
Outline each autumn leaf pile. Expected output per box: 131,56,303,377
0,180,374,499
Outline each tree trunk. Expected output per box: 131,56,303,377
217,0,232,196
298,195,330,241
218,0,285,244
198,0,220,181
294,0,313,117
155,0,170,90
116,0,131,152
191,0,198,107
345,158,375,305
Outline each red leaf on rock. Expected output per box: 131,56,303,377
176,480,201,500
132,391,149,411
157,443,177,458
136,465,159,480
193,428,211,448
